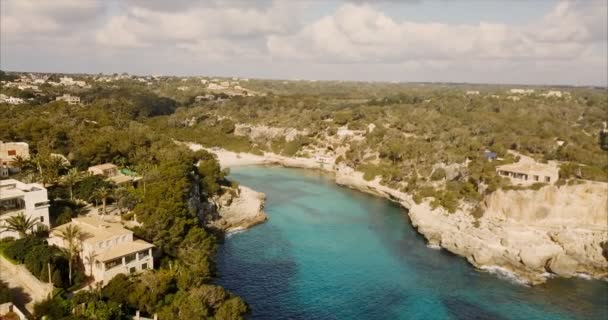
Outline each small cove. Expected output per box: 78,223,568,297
216,166,608,320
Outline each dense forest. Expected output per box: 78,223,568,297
150,79,608,212
0,77,246,319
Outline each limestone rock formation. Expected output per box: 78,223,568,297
206,186,268,232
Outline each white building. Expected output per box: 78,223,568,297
56,94,80,105
48,217,154,284
59,77,75,86
2,97,24,105
0,179,51,239
509,88,535,95
541,90,567,98
496,161,559,185
207,83,227,90
466,90,480,95
0,141,29,168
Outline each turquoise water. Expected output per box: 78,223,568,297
216,166,608,320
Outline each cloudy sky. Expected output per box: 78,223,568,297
1,0,606,85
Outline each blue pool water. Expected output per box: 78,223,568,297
216,166,608,320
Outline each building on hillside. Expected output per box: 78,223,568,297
48,217,154,284
59,76,75,85
509,88,535,94
496,161,559,185
88,163,119,177
0,141,29,171
56,94,80,105
541,90,569,98
88,163,140,185
0,179,50,239
207,83,227,90
466,90,480,95
2,96,24,105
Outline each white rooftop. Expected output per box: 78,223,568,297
0,179,45,200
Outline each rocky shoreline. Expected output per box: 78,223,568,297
205,185,268,233
186,143,608,285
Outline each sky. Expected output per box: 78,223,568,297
1,0,606,86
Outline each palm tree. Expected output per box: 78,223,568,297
135,162,157,198
94,186,111,215
62,168,81,201
1,213,37,238
58,224,83,285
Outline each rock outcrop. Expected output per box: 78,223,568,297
408,182,608,284
206,186,268,233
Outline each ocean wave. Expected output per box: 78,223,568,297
226,227,246,237
575,273,593,280
426,243,441,250
480,265,531,286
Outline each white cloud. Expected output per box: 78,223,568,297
267,1,606,64
95,0,303,55
0,0,605,85
0,0,102,36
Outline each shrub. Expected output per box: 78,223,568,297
430,168,446,181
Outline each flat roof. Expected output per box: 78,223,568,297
98,240,154,262
88,163,117,170
51,217,131,244
496,162,559,175
108,175,134,184
0,179,44,200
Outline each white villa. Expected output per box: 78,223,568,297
88,163,119,177
496,161,559,185
48,217,154,284
0,141,29,168
509,88,535,95
0,179,50,239
88,163,139,185
56,94,81,105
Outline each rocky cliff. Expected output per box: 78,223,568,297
409,182,608,284
205,186,268,233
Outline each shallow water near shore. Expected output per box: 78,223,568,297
216,166,608,320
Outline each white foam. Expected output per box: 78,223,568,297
574,273,593,280
480,265,531,286
226,227,246,237
426,244,441,250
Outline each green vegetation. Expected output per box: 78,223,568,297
1,72,247,319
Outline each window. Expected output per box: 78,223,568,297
533,175,539,181
35,201,49,208
129,267,136,273
40,216,44,223
138,250,149,260
545,177,551,182
105,258,122,270
125,253,136,264
141,263,148,270
7,150,16,156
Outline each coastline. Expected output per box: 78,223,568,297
184,142,608,285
